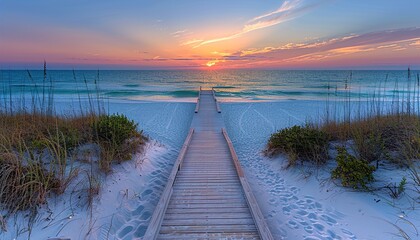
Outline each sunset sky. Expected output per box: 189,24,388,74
1,0,420,70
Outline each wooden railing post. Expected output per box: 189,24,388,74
195,88,201,113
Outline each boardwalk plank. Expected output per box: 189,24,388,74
163,212,253,220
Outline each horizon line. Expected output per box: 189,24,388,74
0,66,419,71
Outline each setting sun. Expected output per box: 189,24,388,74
206,61,216,67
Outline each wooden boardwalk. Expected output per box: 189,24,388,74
144,89,273,240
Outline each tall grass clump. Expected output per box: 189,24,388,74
323,114,420,167
0,114,87,229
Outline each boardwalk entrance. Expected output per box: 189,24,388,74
144,89,273,239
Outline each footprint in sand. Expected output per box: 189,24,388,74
140,189,153,199
134,225,147,238
287,220,299,229
150,170,161,176
282,206,292,215
327,229,341,239
268,210,277,218
118,225,134,238
340,228,357,239
297,209,309,217
150,179,161,188
304,225,314,234
313,223,325,232
131,205,144,216
290,186,299,194
308,212,318,221
320,214,338,226
140,211,151,220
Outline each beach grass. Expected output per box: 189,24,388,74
0,66,146,234
322,114,420,165
267,69,420,195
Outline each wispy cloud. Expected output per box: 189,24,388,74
242,0,324,33
185,0,326,48
250,0,297,22
171,30,187,38
181,39,203,46
237,28,420,62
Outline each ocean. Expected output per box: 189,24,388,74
0,69,419,102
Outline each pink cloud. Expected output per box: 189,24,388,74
236,28,420,63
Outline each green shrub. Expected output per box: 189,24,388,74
267,125,329,166
92,113,144,171
93,114,138,146
332,147,375,189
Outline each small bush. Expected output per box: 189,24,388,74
93,114,138,146
332,147,376,189
266,125,329,166
93,114,144,171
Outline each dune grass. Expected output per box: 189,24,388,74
267,69,420,195
0,66,146,235
322,114,420,166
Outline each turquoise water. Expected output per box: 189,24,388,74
0,69,419,102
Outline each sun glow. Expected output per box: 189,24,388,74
206,61,216,67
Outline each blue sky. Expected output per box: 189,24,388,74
1,0,419,69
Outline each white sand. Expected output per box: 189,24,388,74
222,101,419,240
1,99,419,239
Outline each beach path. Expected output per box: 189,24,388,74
144,89,273,239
